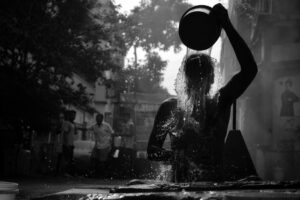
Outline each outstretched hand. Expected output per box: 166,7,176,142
212,3,230,27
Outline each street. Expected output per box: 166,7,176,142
3,177,127,200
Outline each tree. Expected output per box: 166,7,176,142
113,0,191,96
78,0,128,80
0,0,126,133
117,51,169,94
125,0,191,52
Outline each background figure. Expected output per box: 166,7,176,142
54,112,65,175
91,113,114,178
55,111,75,176
63,110,76,176
280,79,300,117
123,117,135,149
122,117,136,177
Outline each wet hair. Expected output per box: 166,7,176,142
175,53,220,114
184,54,215,94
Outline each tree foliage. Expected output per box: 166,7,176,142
117,52,169,94
0,0,191,132
114,0,191,96
0,0,126,132
125,0,191,52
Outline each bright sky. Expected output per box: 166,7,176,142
114,0,228,95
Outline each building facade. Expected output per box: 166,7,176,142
221,0,300,180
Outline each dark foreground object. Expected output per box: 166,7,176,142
33,180,300,200
224,130,258,180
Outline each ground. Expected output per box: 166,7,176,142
3,177,127,200
3,176,300,200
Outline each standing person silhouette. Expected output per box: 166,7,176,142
91,113,114,178
147,4,257,182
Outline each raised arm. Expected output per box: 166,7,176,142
147,98,176,161
213,4,258,103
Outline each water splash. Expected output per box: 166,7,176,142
174,56,191,113
208,62,223,99
174,53,223,112
172,53,223,181
156,164,172,182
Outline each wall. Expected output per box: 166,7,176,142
222,0,300,180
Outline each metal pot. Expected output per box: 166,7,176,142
179,5,221,51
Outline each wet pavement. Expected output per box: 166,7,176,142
4,176,300,200
3,177,127,200
10,177,300,200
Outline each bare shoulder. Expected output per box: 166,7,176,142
157,97,177,114
161,97,177,107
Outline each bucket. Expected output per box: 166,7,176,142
0,182,19,200
179,5,221,51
